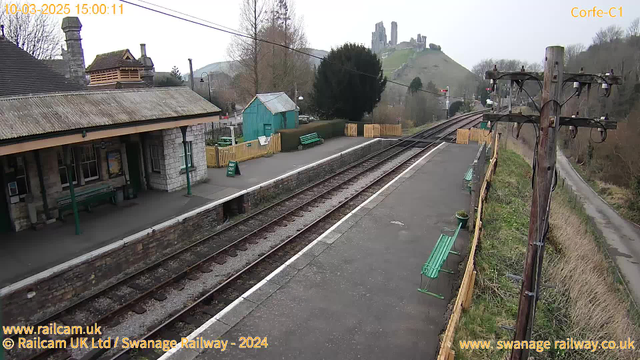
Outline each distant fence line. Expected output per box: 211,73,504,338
206,133,281,168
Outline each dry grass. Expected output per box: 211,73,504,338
548,189,639,359
454,136,639,360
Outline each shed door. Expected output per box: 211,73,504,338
263,124,273,137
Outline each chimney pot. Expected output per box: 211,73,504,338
140,43,146,57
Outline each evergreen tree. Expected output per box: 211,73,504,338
312,43,387,121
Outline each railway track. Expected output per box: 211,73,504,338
5,111,484,360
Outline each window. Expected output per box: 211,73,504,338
58,150,77,187
179,142,193,169
8,155,29,197
150,145,162,173
79,146,100,181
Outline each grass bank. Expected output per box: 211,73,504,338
453,148,639,360
568,158,640,225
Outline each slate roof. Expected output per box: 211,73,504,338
0,87,221,142
86,49,144,72
246,92,297,115
0,37,84,97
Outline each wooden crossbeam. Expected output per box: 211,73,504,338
484,71,622,85
482,113,617,129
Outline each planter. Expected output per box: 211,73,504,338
456,213,469,228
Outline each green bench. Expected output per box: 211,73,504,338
418,223,463,299
297,132,323,150
217,137,233,147
56,184,116,221
463,166,473,192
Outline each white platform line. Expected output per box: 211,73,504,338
156,142,446,360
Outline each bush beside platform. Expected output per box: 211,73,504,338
278,119,345,151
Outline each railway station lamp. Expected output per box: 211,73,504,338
200,72,211,103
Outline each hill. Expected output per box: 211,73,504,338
381,48,478,99
193,48,328,79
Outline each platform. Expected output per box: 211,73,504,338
0,137,372,288
165,143,480,360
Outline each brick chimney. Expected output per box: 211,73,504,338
61,17,87,86
138,43,155,86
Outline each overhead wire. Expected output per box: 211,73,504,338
119,0,446,97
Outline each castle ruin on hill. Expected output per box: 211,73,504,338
371,21,427,54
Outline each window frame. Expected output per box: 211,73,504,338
58,150,78,188
179,141,193,170
8,155,29,198
150,145,162,173
79,145,100,182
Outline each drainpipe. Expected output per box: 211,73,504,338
63,145,81,235
180,126,192,196
34,149,51,220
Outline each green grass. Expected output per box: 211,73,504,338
453,149,570,360
381,48,414,75
454,148,640,360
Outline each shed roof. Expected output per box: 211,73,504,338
0,37,84,97
0,87,220,142
247,92,297,115
86,49,144,72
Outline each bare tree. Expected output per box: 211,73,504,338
564,43,585,70
592,25,624,45
227,0,267,99
628,18,640,38
0,1,62,59
261,0,310,98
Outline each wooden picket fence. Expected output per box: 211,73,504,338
206,133,281,168
363,124,402,138
437,132,499,360
345,123,358,137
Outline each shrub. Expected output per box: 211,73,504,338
278,119,345,151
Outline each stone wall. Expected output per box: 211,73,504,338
2,203,224,326
243,139,392,211
3,137,129,231
1,139,393,326
162,124,208,192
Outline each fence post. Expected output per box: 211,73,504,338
463,270,477,310
214,145,220,168
468,159,478,231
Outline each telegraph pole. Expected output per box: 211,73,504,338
482,47,620,360
510,46,564,360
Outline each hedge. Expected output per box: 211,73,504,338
278,119,345,151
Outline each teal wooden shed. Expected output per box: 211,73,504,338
242,92,299,141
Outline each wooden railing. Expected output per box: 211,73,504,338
206,133,281,168
437,132,500,360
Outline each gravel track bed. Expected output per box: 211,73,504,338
68,148,420,360
8,143,419,360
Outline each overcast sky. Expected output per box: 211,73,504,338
31,0,640,74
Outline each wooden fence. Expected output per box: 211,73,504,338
363,124,402,138
456,128,491,145
345,123,358,137
456,129,470,144
206,133,281,168
437,132,499,360
469,128,492,144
